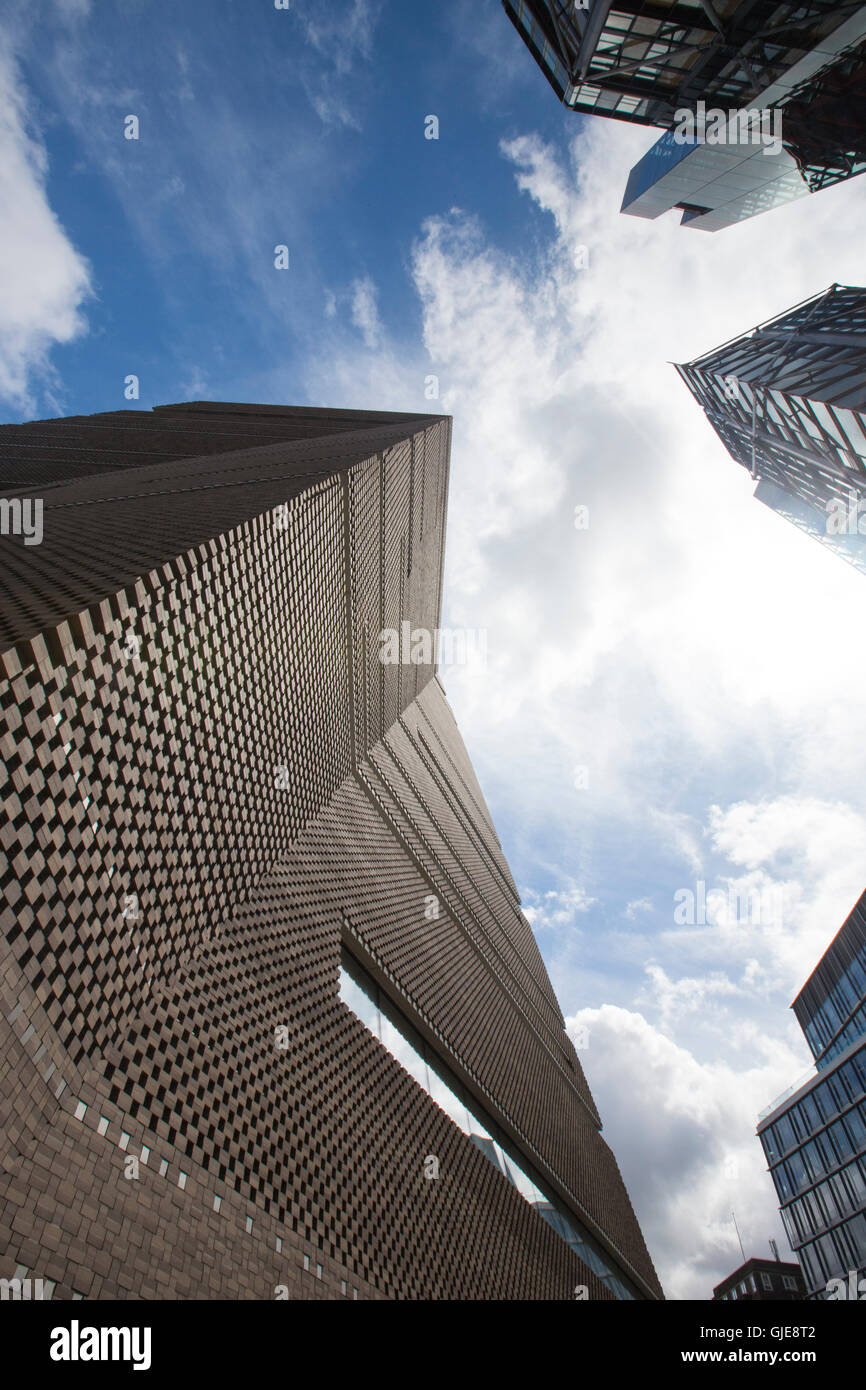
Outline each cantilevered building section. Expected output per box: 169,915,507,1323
501,0,859,126
757,891,866,1299
622,16,866,230
0,402,662,1301
503,1,866,229
675,284,866,576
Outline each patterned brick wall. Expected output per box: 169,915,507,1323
0,403,662,1300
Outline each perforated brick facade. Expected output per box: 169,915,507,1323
0,401,662,1300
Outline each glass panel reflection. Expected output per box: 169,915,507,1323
339,945,636,1298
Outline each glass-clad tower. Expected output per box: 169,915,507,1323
502,1,866,229
0,401,662,1301
757,891,866,1299
675,284,866,576
502,0,860,127
621,20,866,231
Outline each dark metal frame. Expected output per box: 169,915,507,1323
782,36,866,190
503,0,864,127
675,285,866,530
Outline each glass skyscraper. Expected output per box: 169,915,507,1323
502,1,866,230
676,284,866,577
758,891,866,1299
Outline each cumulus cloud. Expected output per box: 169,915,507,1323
567,1005,803,1300
10,0,862,1302
0,37,91,410
299,106,866,1299
522,885,595,933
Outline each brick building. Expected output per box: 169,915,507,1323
0,402,662,1300
713,1256,805,1301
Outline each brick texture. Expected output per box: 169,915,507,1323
0,402,662,1300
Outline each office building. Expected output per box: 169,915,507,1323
713,1255,804,1301
0,401,662,1300
502,1,866,229
757,890,866,1299
675,284,866,577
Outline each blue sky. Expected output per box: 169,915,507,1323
3,0,866,1299
4,0,566,415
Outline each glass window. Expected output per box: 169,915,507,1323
469,1134,497,1167
798,1241,818,1291
818,1178,840,1225
850,950,866,996
535,1201,569,1242
425,1063,470,1133
816,1231,844,1282
781,1203,799,1247
805,1019,823,1060
817,1130,839,1173
761,1126,780,1164
801,1188,825,1236
812,1081,832,1122
579,1242,609,1280
828,1070,852,1111
835,407,866,457
500,1150,545,1204
378,1009,429,1091
761,1272,773,1290
338,962,380,1037
775,1161,794,1203
338,945,637,1299
844,1212,866,1266
791,1146,814,1190
850,1051,866,1098
465,1107,493,1144
844,1105,865,1151
799,1092,821,1138
776,1113,796,1154
845,1158,866,1208
832,1170,854,1218
830,1118,854,1163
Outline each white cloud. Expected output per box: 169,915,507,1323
298,0,382,128
181,365,210,400
350,274,384,350
642,963,746,1029
625,898,653,920
568,1005,803,1300
11,0,863,1304
300,110,866,1301
0,38,91,410
522,885,595,933
299,0,379,71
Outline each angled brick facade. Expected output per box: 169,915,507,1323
0,402,662,1300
